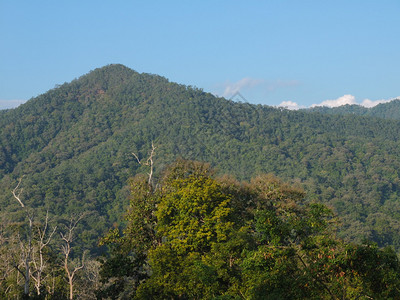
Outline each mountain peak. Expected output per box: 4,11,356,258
94,63,135,73
75,64,137,90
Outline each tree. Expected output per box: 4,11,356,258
134,160,240,299
2,177,60,298
11,177,34,298
100,160,400,299
97,174,156,299
30,211,57,296
60,214,86,300
132,142,156,187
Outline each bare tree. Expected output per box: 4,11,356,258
11,177,33,297
132,141,156,186
60,214,86,300
7,178,59,298
75,258,101,300
30,211,57,296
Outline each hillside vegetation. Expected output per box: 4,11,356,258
98,160,400,299
1,64,400,253
305,99,400,120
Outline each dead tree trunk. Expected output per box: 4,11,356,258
132,141,156,186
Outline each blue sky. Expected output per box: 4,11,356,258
1,1,399,110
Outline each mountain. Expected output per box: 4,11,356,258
2,64,400,251
304,99,400,120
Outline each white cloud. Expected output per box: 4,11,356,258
361,98,393,108
311,94,357,108
311,95,400,108
0,99,26,110
277,101,303,110
220,78,263,98
215,78,299,98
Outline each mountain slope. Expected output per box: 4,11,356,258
2,64,400,251
305,99,400,120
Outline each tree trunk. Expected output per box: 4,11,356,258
69,276,74,300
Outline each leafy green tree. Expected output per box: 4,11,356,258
136,161,238,298
102,161,400,299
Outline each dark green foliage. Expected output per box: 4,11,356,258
305,99,400,120
96,252,147,299
1,64,400,253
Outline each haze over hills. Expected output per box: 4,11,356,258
1,64,400,251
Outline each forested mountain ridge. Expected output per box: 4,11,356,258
1,64,400,253
304,99,400,120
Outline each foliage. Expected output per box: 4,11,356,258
1,64,400,253
100,161,400,299
305,99,400,120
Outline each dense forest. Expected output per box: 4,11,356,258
1,64,400,298
2,160,400,299
96,160,400,299
305,99,400,120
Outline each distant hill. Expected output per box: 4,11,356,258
2,64,400,251
304,99,400,120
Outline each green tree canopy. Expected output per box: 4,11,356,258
99,160,400,299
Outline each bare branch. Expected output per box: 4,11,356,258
37,211,57,248
60,213,87,300
146,142,156,186
132,142,157,186
12,177,25,208
11,177,33,296
60,213,85,245
30,211,57,295
146,141,156,166
13,264,25,277
132,152,141,164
